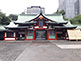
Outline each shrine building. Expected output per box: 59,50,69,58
0,11,77,41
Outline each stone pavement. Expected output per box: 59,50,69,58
0,40,81,61
0,42,31,61
15,42,81,61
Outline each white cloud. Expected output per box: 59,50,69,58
0,0,58,15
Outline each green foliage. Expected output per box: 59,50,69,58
9,14,18,20
56,10,65,15
56,10,68,20
63,15,68,21
59,10,65,15
0,12,11,25
70,15,81,24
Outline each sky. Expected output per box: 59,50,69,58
0,0,59,15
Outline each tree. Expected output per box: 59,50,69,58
56,10,65,15
9,14,18,20
70,15,81,24
59,10,65,15
0,12,11,25
56,10,68,20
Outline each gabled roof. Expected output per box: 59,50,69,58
5,11,76,29
0,25,5,31
5,22,29,29
43,14,67,23
0,25,13,31
53,21,77,29
65,21,76,27
15,13,68,24
15,14,39,23
5,22,18,28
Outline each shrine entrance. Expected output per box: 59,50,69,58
57,30,65,40
35,30,47,40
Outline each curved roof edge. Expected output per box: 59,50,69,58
5,22,18,28
0,25,6,31
19,13,62,16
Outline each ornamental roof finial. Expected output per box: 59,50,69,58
40,9,42,15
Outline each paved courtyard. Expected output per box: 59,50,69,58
0,40,81,61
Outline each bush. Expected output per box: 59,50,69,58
70,15,81,24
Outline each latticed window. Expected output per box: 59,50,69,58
27,31,33,36
49,30,55,35
49,30,55,39
26,30,33,39
6,32,14,37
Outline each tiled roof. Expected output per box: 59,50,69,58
0,25,5,30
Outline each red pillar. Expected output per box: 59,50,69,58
55,30,57,40
33,29,35,40
47,29,49,40
25,30,26,40
4,32,5,40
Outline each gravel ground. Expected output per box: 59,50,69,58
0,40,81,61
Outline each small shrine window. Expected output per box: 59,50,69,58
39,21,43,27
